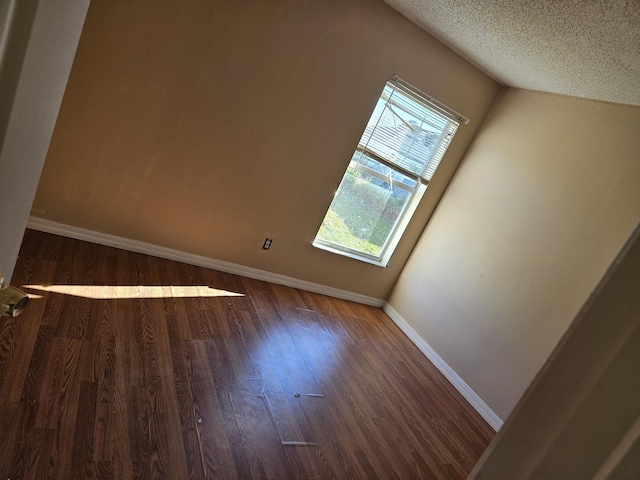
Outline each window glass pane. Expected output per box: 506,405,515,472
390,169,418,189
353,151,419,189
313,77,461,264
316,165,411,257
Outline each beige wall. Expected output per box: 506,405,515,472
32,0,498,300
470,223,640,479
388,89,640,420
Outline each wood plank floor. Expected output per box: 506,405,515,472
0,230,494,479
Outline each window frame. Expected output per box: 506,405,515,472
313,76,466,267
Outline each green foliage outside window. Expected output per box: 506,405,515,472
316,167,407,256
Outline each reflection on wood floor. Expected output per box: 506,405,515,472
0,229,493,479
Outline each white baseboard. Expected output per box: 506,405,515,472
26,217,384,307
383,303,503,431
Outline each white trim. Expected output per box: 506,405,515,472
26,217,385,307
383,303,503,431
312,240,387,268
0,0,89,280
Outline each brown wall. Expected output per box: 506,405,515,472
32,0,499,299
388,89,640,420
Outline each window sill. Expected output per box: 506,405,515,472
312,241,389,268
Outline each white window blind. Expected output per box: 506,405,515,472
355,78,462,183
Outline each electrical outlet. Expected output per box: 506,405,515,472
262,238,273,250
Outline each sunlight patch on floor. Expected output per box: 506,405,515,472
23,284,244,299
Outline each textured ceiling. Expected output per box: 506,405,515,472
383,0,640,106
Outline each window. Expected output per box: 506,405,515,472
313,76,465,266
